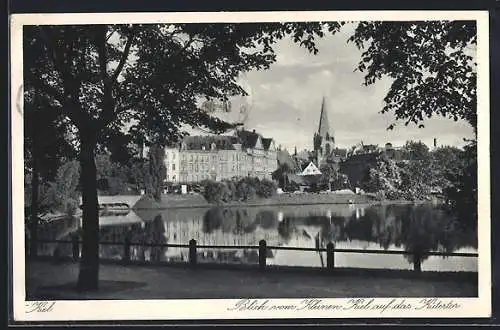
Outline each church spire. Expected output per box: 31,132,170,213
318,96,331,139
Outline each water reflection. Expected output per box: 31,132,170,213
37,203,477,272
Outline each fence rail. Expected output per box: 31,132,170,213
30,238,478,273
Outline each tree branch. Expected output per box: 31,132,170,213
95,25,118,133
111,28,135,84
114,88,149,114
105,28,117,42
37,26,88,128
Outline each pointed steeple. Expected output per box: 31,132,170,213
318,97,331,139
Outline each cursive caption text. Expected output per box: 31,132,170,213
227,298,461,314
25,301,56,313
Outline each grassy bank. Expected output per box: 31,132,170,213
132,192,382,210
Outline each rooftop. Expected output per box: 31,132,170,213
177,129,276,151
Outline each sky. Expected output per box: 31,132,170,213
194,24,475,153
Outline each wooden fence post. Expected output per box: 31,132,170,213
326,242,335,269
259,239,267,271
189,239,197,268
71,235,80,261
123,235,131,263
413,252,422,273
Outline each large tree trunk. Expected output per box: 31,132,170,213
77,134,100,291
29,156,39,258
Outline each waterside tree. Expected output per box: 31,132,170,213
25,22,348,290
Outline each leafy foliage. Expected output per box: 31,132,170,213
398,141,433,200
235,179,257,201
95,154,130,195
442,141,477,229
256,179,278,198
202,180,232,204
349,21,477,131
362,157,403,200
272,163,293,189
37,160,81,216
202,177,277,203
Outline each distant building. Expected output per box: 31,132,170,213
164,147,180,182
314,97,336,167
339,142,410,187
164,128,278,183
299,161,322,176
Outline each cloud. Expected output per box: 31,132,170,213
205,27,474,152
118,23,474,154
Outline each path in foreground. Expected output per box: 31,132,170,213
26,260,477,300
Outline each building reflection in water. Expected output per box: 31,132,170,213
37,203,478,272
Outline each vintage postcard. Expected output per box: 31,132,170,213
10,10,491,322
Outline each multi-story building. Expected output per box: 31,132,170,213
164,147,180,182
165,128,278,183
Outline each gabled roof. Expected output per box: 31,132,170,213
236,129,274,150
300,161,322,175
236,130,260,149
261,138,273,151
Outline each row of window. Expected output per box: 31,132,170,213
166,174,177,181
176,161,275,173
165,152,177,160
179,153,250,162
179,173,214,182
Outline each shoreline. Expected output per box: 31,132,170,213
132,193,430,210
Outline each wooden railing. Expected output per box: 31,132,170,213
29,238,478,273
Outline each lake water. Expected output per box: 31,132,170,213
37,203,478,272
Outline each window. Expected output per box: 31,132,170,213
172,153,176,160
172,164,176,171
172,175,176,181
190,155,193,161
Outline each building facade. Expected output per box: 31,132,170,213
164,129,278,183
164,147,180,182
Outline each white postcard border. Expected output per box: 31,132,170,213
10,10,491,321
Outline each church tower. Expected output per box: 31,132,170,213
314,97,335,167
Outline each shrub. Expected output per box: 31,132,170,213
257,179,277,198
235,180,257,201
202,177,277,203
203,180,231,204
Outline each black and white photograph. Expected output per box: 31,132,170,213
10,10,490,321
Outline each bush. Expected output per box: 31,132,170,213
202,180,231,204
257,179,277,198
235,180,257,201
202,177,278,203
